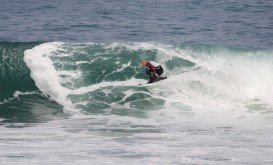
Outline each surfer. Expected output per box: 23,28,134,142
141,60,165,83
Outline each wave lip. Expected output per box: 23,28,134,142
24,42,72,108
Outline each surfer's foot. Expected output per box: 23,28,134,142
148,79,154,83
148,77,156,83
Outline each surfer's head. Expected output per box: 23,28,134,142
141,60,148,66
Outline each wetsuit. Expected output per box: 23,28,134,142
145,61,163,83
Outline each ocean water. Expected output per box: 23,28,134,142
1,0,273,164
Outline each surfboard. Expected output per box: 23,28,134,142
154,76,167,82
139,77,167,85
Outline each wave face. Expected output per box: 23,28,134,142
21,42,273,115
0,42,63,123
0,42,39,101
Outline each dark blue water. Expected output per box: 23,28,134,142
1,0,273,49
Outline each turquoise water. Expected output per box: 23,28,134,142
1,0,273,164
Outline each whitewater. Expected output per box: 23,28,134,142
1,42,271,164
1,0,273,164
24,42,273,111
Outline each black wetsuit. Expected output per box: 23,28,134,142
145,61,164,83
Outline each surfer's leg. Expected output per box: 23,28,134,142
146,68,153,78
146,68,155,83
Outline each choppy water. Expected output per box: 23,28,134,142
1,0,273,164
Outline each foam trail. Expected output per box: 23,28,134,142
70,78,146,95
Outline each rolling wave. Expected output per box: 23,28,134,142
21,42,273,115
1,41,273,118
0,42,63,122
